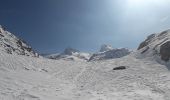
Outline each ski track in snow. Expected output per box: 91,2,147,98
0,51,170,100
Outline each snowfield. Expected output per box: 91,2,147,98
0,50,170,100
0,26,170,100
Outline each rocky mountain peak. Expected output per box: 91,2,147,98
63,47,79,55
100,44,113,52
137,29,170,62
0,25,39,57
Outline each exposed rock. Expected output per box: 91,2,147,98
160,41,170,61
0,25,39,57
138,34,156,50
141,46,149,54
100,44,113,52
113,66,127,70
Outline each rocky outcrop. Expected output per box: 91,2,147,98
100,44,113,52
160,41,170,61
137,29,170,62
138,34,156,50
113,66,127,70
0,25,39,57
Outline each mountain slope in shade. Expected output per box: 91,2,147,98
89,44,131,61
0,25,39,57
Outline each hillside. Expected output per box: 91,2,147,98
0,25,39,57
0,28,170,100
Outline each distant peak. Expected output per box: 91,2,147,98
100,44,113,52
63,47,79,55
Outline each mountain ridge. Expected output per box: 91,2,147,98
0,25,39,57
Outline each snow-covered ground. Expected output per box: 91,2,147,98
0,26,170,100
0,50,170,100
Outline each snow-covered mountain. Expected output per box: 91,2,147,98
0,25,39,57
89,44,131,61
0,40,170,100
100,44,113,52
136,29,170,67
0,26,170,100
46,47,91,61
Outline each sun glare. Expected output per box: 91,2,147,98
128,0,145,5
127,0,168,7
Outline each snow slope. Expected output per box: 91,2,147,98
0,48,170,100
136,29,170,68
0,25,39,57
0,27,170,100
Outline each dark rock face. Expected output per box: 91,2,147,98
113,66,127,70
160,41,170,61
138,41,149,50
0,25,39,57
138,34,156,50
141,46,149,54
158,30,169,37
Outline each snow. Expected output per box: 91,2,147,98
0,26,38,57
45,48,91,61
100,44,113,52
89,48,130,61
137,29,170,68
0,50,170,100
0,26,170,100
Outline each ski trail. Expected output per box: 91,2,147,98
73,66,87,82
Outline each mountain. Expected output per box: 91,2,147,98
0,26,170,100
46,47,91,61
137,29,170,67
0,25,39,57
100,44,113,52
0,34,170,100
89,44,131,61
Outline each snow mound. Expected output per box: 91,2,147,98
89,46,131,61
0,25,39,57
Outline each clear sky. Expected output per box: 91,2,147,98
0,0,170,53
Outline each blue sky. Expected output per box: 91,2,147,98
0,0,170,53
